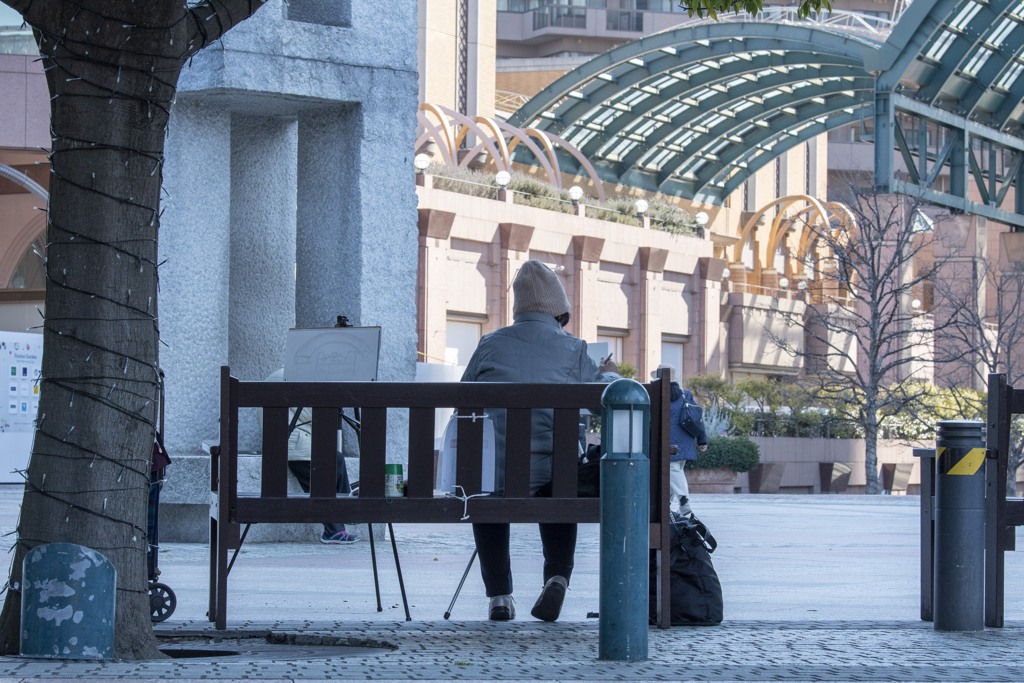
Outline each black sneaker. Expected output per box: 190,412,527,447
531,576,567,622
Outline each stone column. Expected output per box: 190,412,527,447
418,208,455,363
295,84,419,385
571,235,605,343
638,247,668,378
230,115,299,385
498,223,534,326
159,100,232,457
697,257,727,375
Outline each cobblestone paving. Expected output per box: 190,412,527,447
0,619,1021,682
1,492,1021,681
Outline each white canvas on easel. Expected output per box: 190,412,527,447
586,341,610,365
284,326,382,381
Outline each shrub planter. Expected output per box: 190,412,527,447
688,467,738,494
686,436,759,493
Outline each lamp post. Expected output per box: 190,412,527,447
599,378,650,662
695,210,709,237
635,198,649,228
495,170,511,201
569,185,585,216
414,153,430,186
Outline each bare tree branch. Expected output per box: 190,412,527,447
186,0,268,57
763,183,967,492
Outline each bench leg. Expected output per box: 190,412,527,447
211,517,229,630
208,515,218,623
388,523,411,621
368,523,383,612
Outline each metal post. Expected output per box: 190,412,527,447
933,420,986,631
599,379,649,662
912,447,936,622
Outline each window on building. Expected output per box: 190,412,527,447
659,340,684,376
596,332,625,365
446,318,483,367
741,240,755,270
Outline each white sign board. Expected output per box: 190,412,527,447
1,330,42,482
284,326,382,382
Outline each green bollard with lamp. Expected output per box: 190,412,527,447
598,378,649,662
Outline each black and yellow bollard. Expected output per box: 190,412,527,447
933,420,986,631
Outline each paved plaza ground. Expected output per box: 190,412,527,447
0,487,1021,681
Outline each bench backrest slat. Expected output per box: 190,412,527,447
407,407,436,498
359,407,388,497
261,406,290,498
552,407,582,498
504,408,532,498
454,407,485,495
310,407,339,498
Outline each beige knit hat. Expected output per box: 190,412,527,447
513,260,570,319
650,364,678,382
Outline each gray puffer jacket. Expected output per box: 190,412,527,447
461,312,618,493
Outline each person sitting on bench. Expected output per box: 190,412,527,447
461,260,618,622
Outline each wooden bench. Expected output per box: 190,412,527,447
209,365,674,629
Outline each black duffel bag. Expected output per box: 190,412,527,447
649,511,724,626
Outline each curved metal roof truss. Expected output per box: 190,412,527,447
509,20,880,204
510,6,1024,226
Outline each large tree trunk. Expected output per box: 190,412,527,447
0,0,265,659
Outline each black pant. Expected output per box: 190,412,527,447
288,452,351,536
472,522,577,597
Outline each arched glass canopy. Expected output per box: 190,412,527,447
509,5,1024,226
508,12,887,204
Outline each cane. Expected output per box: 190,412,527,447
443,549,478,620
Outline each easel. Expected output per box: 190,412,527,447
228,317,410,619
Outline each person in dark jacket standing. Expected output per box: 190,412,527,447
462,260,618,622
652,364,708,517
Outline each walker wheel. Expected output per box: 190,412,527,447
150,582,176,622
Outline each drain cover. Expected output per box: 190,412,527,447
158,633,395,661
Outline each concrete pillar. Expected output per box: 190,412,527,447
572,235,605,344
698,257,727,376
296,106,360,331
159,101,232,456
346,89,419,384
230,114,298,386
499,223,534,326
417,208,455,364
638,247,668,379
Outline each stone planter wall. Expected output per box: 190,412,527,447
687,466,738,494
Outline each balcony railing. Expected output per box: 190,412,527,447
606,10,644,32
532,5,587,30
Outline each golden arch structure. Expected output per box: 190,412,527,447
416,103,607,201
729,194,856,295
